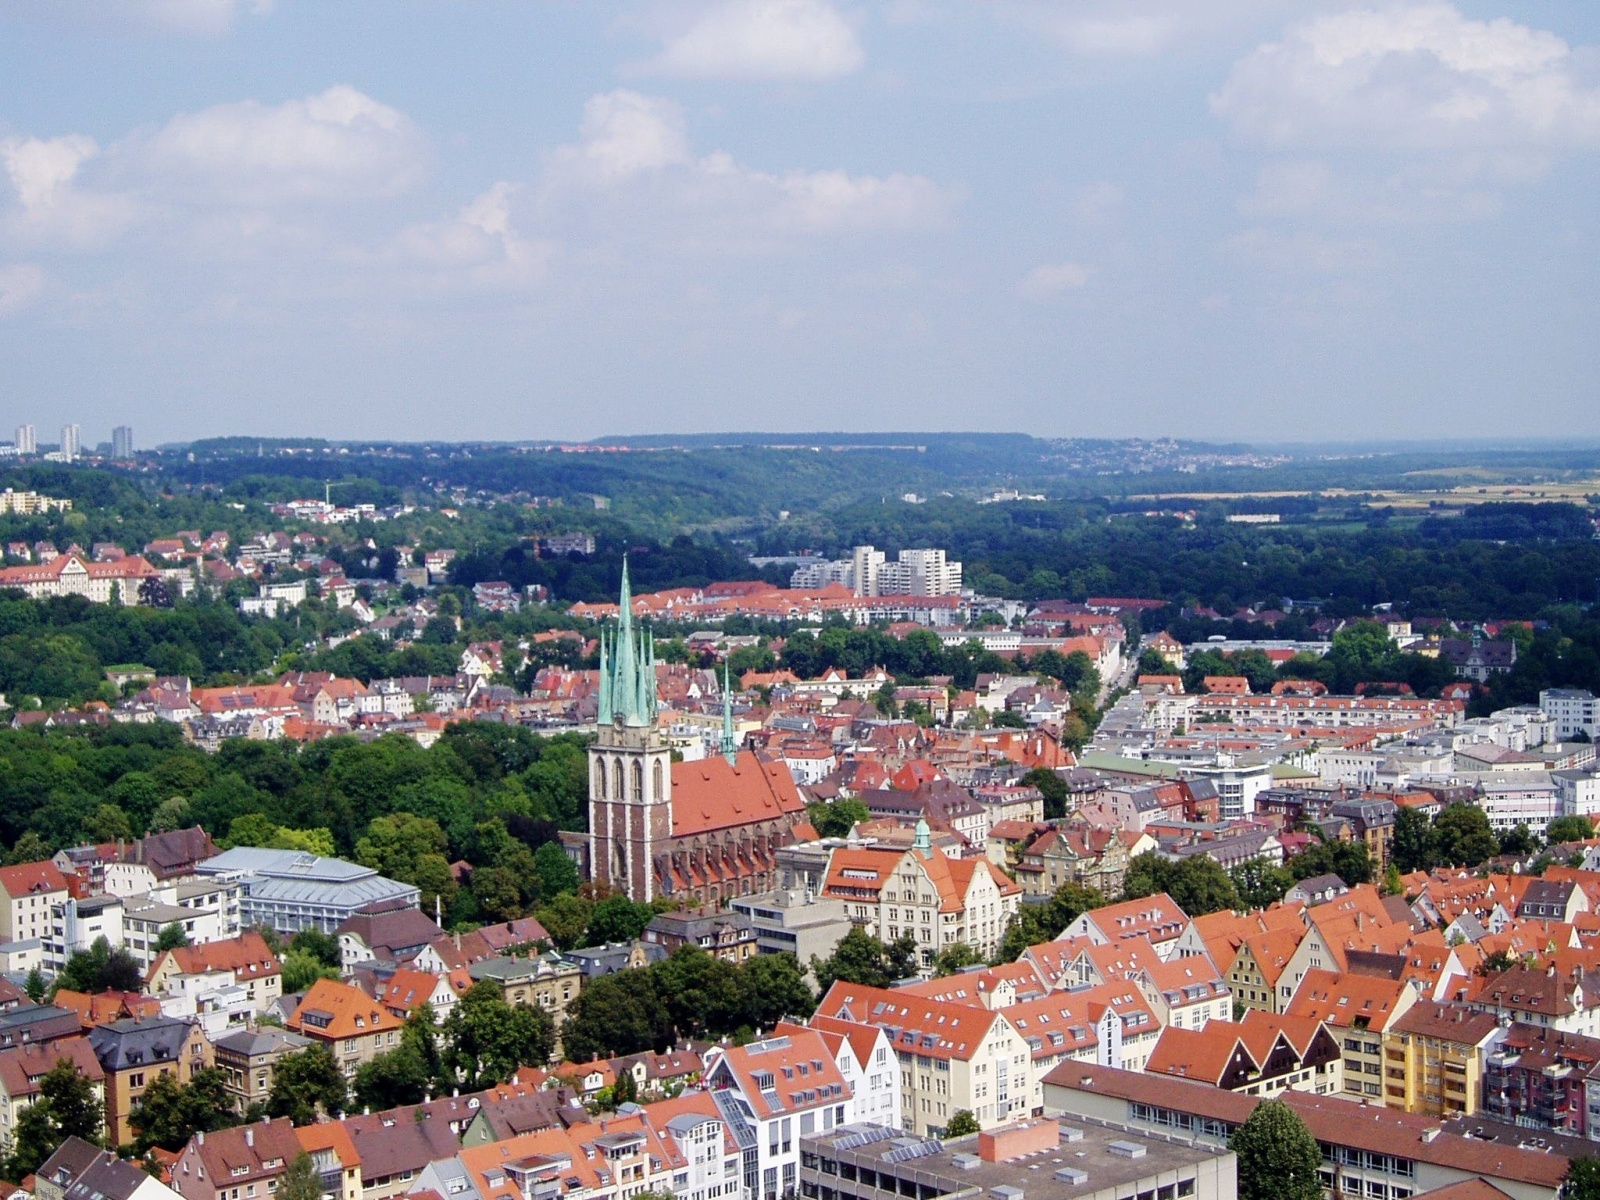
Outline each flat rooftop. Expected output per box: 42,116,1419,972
804,1119,1224,1200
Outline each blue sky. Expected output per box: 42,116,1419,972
2,1,1598,446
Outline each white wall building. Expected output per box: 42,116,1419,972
1544,689,1600,742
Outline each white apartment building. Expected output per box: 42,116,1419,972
791,545,963,597
813,982,1036,1136
705,1028,855,1200
804,1020,901,1130
43,894,125,971
122,878,244,969
1543,688,1600,742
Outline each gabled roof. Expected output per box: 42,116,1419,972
705,1027,849,1120
1285,967,1413,1032
0,859,69,896
287,977,406,1040
151,931,280,982
816,981,1000,1063
669,751,805,838
1145,1023,1255,1086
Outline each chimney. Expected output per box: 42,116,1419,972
197,1132,205,1145
245,1128,254,1147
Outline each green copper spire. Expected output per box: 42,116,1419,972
600,556,656,728
720,662,738,764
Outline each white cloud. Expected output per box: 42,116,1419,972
1,135,136,249
545,89,952,240
1212,4,1600,152
142,85,429,203
391,183,552,288
1020,261,1090,297
567,91,692,181
0,264,46,317
650,0,864,81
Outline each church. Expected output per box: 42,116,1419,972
586,564,808,905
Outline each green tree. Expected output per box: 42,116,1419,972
23,965,45,1003
996,882,1105,962
83,803,133,843
57,936,144,993
156,923,192,951
560,969,673,1062
534,841,580,900
291,928,342,967
812,927,896,992
587,895,656,945
932,943,983,977
944,1110,980,1137
1020,768,1070,820
1431,803,1499,868
1288,839,1373,886
279,1154,323,1200
738,952,815,1029
353,1045,432,1112
1123,853,1239,917
6,1059,105,1178
1392,806,1433,873
281,949,340,994
130,1067,237,1151
1229,1099,1322,1200
535,893,594,950
268,1045,348,1126
805,798,871,839
473,865,525,923
1231,860,1295,909
1562,1157,1600,1200
1549,815,1595,845
1499,824,1537,857
442,980,556,1087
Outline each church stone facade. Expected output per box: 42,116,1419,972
587,564,808,906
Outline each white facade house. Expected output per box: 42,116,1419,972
1544,689,1600,741
43,894,124,972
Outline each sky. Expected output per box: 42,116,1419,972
2,0,1598,447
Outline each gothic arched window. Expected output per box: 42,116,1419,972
631,760,644,801
652,759,665,801
593,759,606,800
612,758,625,800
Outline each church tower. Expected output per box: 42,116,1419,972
588,559,673,902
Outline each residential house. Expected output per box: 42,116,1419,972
1285,968,1419,1104
1382,1002,1505,1118
1468,964,1600,1038
169,1118,304,1200
643,906,758,963
34,1137,182,1200
0,861,70,944
211,1027,311,1116
146,932,283,1015
0,1038,106,1154
703,1027,854,1200
820,827,1021,969
87,1015,211,1146
814,981,1033,1136
464,952,584,1027
1058,893,1191,961
285,978,406,1079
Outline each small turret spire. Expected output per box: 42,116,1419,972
913,816,931,853
721,662,738,764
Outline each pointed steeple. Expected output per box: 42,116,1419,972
601,556,656,728
720,662,738,764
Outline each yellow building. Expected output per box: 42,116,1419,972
1381,1000,1503,1117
